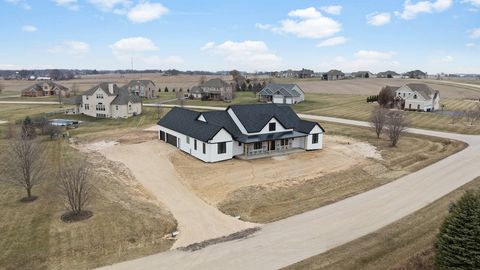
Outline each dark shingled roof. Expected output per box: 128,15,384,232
405,83,435,100
124,80,156,88
158,104,324,143
200,78,231,88
22,81,69,92
158,107,226,142
83,82,118,96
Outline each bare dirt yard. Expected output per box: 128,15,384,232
81,138,256,249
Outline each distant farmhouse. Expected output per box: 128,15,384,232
385,83,440,112
405,70,427,79
21,82,70,97
74,83,142,118
189,78,234,101
157,104,324,163
323,70,345,81
377,71,400,78
124,80,156,99
273,68,315,78
258,83,305,104
352,71,374,78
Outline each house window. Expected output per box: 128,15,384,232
417,104,420,110
218,142,227,154
115,105,119,110
312,134,319,144
280,139,288,146
238,142,242,146
96,103,105,111
413,94,417,99
96,113,106,118
194,140,197,150
269,122,276,131
86,96,89,100
253,142,262,150
186,136,190,144
96,94,103,99
203,143,206,154
84,104,90,110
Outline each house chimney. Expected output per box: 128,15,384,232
108,83,114,94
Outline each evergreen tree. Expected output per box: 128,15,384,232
164,86,169,92
241,82,247,92
435,190,480,269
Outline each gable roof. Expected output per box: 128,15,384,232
125,80,156,88
325,69,344,76
190,86,203,94
404,83,436,100
201,78,231,88
258,83,304,97
158,107,228,142
22,81,69,92
83,82,119,96
201,111,242,138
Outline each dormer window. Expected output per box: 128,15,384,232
269,122,276,131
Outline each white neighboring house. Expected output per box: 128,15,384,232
393,83,440,112
157,103,324,163
78,83,142,118
257,84,305,104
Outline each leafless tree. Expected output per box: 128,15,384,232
176,91,184,107
385,111,408,147
2,136,45,201
199,75,207,85
58,159,93,216
370,107,388,138
378,86,395,108
71,83,79,96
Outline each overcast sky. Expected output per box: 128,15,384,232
1,0,479,73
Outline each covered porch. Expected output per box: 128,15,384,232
236,131,307,160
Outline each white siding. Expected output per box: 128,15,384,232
250,117,292,135
306,125,323,150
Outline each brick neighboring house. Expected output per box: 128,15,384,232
192,78,234,101
323,70,345,81
21,82,70,97
76,82,142,118
124,80,156,99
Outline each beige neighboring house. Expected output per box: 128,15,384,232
322,69,345,81
393,83,440,112
192,78,233,101
124,80,156,99
21,82,70,97
78,82,142,118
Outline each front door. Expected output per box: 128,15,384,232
270,140,276,151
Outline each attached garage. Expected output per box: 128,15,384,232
166,133,178,147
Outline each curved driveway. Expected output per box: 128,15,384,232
98,108,480,270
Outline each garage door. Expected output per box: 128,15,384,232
166,133,177,147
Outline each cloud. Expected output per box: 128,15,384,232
255,23,273,30
366,12,391,26
127,1,168,23
469,28,480,38
319,50,399,72
466,42,477,47
49,40,90,55
5,0,31,10
88,0,131,13
317,36,347,47
21,25,37,32
320,5,342,15
395,0,453,20
462,0,480,8
110,37,159,55
201,40,282,71
438,55,454,62
52,0,79,10
257,7,342,39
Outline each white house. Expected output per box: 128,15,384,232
78,83,142,118
157,104,324,163
257,84,305,104
393,83,440,112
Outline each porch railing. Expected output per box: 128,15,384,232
247,144,292,156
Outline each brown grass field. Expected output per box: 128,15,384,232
283,176,480,270
0,128,177,270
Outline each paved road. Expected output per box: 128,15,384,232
98,109,480,270
0,100,60,105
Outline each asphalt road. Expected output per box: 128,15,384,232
98,110,480,270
